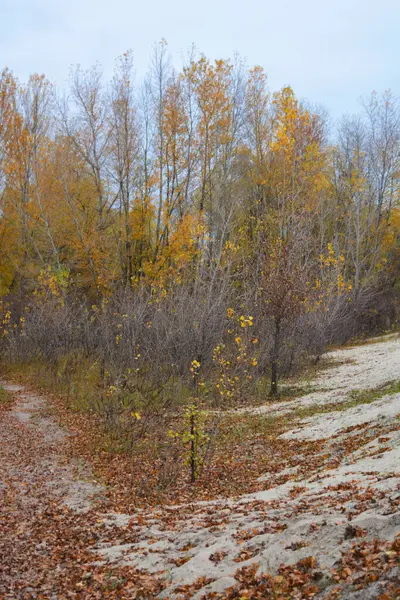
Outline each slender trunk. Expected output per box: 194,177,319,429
190,412,196,483
270,317,281,396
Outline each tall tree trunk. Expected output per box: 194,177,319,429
270,317,281,396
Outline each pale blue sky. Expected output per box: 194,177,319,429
1,0,399,119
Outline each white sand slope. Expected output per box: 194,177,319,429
92,334,400,597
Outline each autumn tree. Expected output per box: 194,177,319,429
0,48,398,392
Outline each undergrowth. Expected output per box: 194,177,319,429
0,385,12,407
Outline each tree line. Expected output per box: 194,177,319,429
0,42,399,427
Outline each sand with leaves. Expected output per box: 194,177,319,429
1,334,400,598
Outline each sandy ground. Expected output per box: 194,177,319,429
94,334,400,596
241,333,400,417
0,383,105,512
1,334,399,598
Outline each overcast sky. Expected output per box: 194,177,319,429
1,0,399,120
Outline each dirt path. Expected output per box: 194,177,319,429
0,383,104,512
0,384,161,599
1,336,400,598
